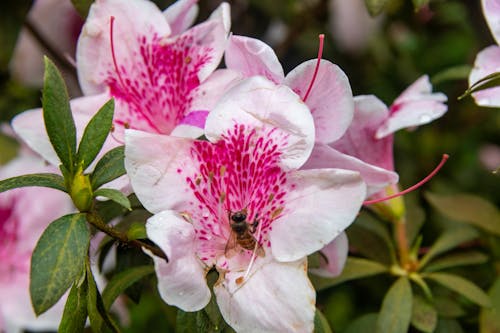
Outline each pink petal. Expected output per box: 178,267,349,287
124,130,198,214
11,93,112,168
469,45,500,107
163,0,199,35
76,0,171,95
303,143,398,197
482,0,500,44
284,59,354,143
146,210,211,311
204,77,315,170
214,258,315,333
332,95,395,171
310,232,349,278
208,2,231,35
225,35,285,84
270,169,366,262
170,110,208,138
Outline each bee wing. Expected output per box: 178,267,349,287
224,231,239,258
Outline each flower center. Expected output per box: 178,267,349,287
185,124,288,263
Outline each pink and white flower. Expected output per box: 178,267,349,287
13,0,233,167
224,34,398,197
125,77,366,332
0,150,74,332
469,0,500,107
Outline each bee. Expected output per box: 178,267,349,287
225,208,265,257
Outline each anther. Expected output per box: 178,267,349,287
302,34,325,103
364,154,449,205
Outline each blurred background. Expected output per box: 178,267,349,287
0,0,498,332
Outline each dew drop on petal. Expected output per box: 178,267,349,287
419,113,432,123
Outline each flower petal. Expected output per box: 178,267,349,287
284,60,354,143
310,232,349,278
204,76,315,170
11,93,112,168
331,95,394,171
77,0,171,95
469,45,500,107
270,169,366,262
303,143,398,197
225,35,285,84
146,210,211,311
209,2,231,35
214,258,315,333
163,0,199,35
124,129,198,213
482,0,500,44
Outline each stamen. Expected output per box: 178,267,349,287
243,215,264,281
364,154,449,205
302,34,325,103
109,16,126,90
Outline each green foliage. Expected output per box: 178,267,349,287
76,98,115,171
312,257,388,291
425,192,500,236
376,277,413,333
480,277,500,333
364,0,390,16
314,309,333,333
59,277,88,333
423,272,491,307
343,313,378,333
411,295,437,333
0,173,66,193
42,57,76,173
423,251,488,272
30,213,90,315
71,0,94,18
419,226,479,269
94,188,132,210
91,146,126,189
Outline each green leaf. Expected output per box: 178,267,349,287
423,251,488,272
91,146,126,189
94,188,131,210
76,99,114,171
435,319,465,333
71,0,93,18
30,213,90,315
0,132,19,165
431,65,471,85
311,257,388,291
86,260,120,333
314,309,333,333
423,272,491,307
115,246,153,303
58,277,88,333
409,273,433,300
364,0,389,16
0,173,66,193
411,295,437,333
480,277,500,333
176,309,221,333
434,296,466,318
343,313,378,333
412,0,430,10
419,226,479,269
102,265,154,310
42,57,76,172
459,71,500,100
425,192,500,236
376,277,413,333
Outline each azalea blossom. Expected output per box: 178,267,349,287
125,77,366,332
0,149,74,332
469,0,500,107
13,0,233,167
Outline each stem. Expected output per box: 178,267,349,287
86,209,168,262
395,216,410,269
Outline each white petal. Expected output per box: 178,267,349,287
163,0,199,35
225,35,285,84
271,169,366,262
146,210,211,311
284,60,354,143
209,2,231,35
204,76,315,170
214,258,315,333
124,130,198,214
469,45,500,107
482,0,500,44
310,232,349,278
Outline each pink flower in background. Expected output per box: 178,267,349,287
13,0,233,167
125,77,366,332
0,151,74,332
9,0,83,93
469,0,500,107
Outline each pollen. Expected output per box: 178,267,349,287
235,276,244,285
184,56,192,64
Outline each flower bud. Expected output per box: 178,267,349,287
70,169,93,212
